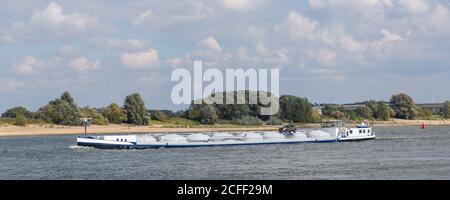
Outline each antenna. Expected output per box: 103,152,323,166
80,118,92,135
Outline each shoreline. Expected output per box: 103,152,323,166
0,119,449,137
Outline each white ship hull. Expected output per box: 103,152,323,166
76,127,375,149
77,136,338,149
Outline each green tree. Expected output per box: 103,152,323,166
14,114,27,126
187,101,218,125
203,90,276,121
330,111,346,119
102,103,126,124
441,101,450,119
212,91,252,120
365,100,378,116
80,107,108,125
1,106,34,119
278,95,314,123
36,91,81,125
390,93,418,119
123,93,150,125
321,104,338,116
376,102,390,121
355,105,373,119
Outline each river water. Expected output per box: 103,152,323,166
1,126,450,180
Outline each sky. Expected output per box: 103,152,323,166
1,0,450,112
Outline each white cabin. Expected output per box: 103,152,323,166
321,120,375,141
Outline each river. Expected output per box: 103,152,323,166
1,126,450,179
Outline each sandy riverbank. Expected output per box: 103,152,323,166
0,124,282,137
0,119,449,137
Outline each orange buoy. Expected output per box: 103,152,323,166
421,122,427,129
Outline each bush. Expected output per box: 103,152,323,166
187,102,219,125
265,117,282,125
417,108,433,120
232,116,263,126
102,103,126,124
2,107,34,119
216,119,233,124
0,118,15,125
152,111,168,121
14,114,27,126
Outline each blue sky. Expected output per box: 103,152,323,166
1,0,450,112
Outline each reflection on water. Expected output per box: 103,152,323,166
1,125,450,180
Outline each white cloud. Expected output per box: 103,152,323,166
220,0,270,12
166,55,192,69
308,0,393,10
398,0,430,15
30,2,98,32
198,36,223,52
132,10,153,26
283,11,363,53
70,57,101,73
121,49,161,69
132,0,215,28
3,1,100,41
221,0,253,11
234,44,289,66
285,10,318,41
429,4,450,34
13,56,42,75
381,29,404,42
370,29,405,54
167,37,232,68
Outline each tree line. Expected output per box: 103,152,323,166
321,93,450,121
1,92,150,126
2,91,450,126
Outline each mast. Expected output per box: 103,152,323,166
80,118,92,135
